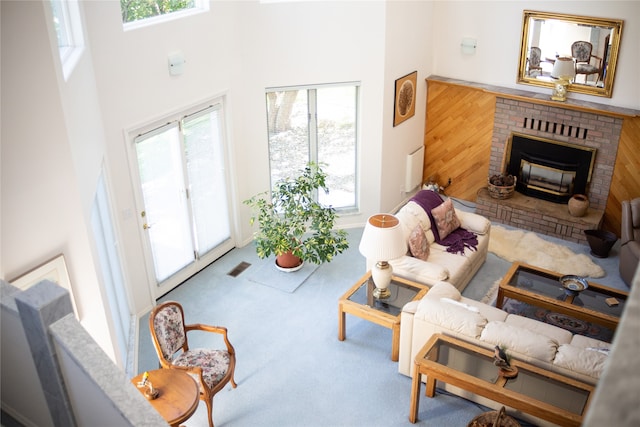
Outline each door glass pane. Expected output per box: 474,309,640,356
317,86,357,209
91,173,131,370
135,125,194,282
267,89,309,186
183,107,231,256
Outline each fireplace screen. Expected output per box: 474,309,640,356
506,132,596,204
520,155,576,197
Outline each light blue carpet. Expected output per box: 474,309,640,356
137,197,628,427
245,258,319,293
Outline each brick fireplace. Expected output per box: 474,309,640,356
476,97,624,244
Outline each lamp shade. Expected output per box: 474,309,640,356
359,214,407,261
551,57,576,80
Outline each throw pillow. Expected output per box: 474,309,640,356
408,225,429,261
430,198,461,240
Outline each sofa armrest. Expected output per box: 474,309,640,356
455,209,491,235
622,240,640,258
402,300,420,315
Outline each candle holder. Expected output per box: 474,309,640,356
137,372,160,400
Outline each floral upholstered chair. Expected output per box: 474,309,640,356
149,301,237,427
571,41,602,84
527,47,543,76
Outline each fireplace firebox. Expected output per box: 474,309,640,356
505,133,596,204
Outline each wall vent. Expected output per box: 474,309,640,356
228,262,251,277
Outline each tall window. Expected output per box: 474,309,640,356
91,172,132,372
121,0,207,26
50,0,84,80
266,84,359,210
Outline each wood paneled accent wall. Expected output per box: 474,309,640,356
422,77,640,237
422,80,495,202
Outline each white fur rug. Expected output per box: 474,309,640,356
488,225,605,278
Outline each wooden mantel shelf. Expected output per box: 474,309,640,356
427,75,640,118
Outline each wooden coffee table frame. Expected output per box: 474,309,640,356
338,271,428,361
496,262,628,331
409,334,594,426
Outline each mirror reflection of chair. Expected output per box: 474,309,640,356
571,41,602,84
149,301,237,427
527,47,543,76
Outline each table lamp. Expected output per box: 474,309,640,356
550,57,576,102
358,214,407,299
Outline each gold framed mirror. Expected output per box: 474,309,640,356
517,10,623,98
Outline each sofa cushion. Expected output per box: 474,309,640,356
505,314,572,345
570,334,611,350
460,299,509,323
430,198,461,240
390,256,449,282
480,321,559,363
416,299,487,338
554,344,608,379
425,248,472,287
408,225,430,261
441,297,480,313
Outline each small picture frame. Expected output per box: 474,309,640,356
393,71,417,126
9,254,78,318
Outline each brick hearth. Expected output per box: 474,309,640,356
479,96,622,244
476,189,603,244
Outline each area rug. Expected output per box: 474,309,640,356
501,298,614,343
489,225,605,278
245,259,319,293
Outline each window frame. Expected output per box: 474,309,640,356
122,0,209,31
265,82,360,213
49,0,85,81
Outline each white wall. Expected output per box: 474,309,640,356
431,1,640,109
2,0,639,368
381,1,434,210
82,1,418,319
1,0,113,356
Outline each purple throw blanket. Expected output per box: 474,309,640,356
410,190,478,255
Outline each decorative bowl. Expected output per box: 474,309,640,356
559,275,589,296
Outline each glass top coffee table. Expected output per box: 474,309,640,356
497,262,628,331
409,334,594,426
338,271,428,361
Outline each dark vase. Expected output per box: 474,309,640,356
584,229,618,258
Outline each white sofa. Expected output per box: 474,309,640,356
398,281,611,425
386,196,491,291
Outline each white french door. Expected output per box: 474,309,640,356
133,102,234,298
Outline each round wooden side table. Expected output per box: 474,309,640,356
131,369,199,427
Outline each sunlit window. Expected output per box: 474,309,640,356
50,0,84,80
121,0,207,27
266,84,359,211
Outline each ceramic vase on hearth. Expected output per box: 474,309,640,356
568,194,589,217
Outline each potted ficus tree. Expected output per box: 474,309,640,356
243,162,349,270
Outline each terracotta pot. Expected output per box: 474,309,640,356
568,194,589,217
275,251,303,271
